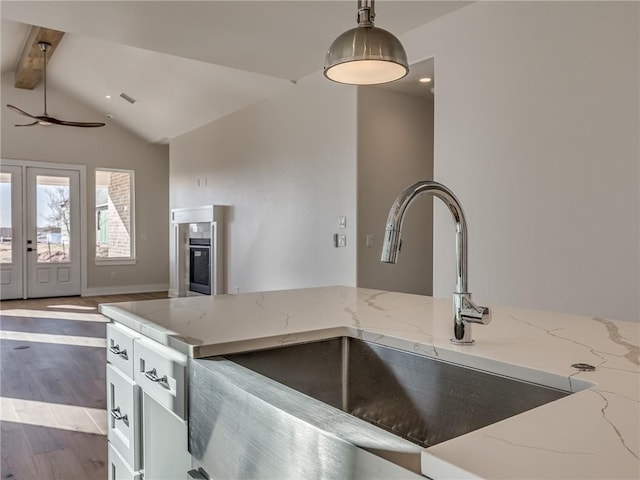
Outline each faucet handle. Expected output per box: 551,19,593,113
461,297,492,325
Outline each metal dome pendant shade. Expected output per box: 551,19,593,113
324,0,408,85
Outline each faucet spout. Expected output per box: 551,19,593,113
381,180,491,344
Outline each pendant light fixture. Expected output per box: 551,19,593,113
324,0,408,85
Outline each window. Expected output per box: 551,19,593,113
95,169,135,262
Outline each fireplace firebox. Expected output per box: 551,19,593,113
189,238,211,295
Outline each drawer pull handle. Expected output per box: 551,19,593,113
145,368,170,389
188,468,210,479
109,345,128,360
110,407,129,426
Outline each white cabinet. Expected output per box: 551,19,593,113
143,392,191,480
106,323,142,477
134,337,187,419
107,364,142,470
108,443,142,480
106,320,191,479
107,322,137,378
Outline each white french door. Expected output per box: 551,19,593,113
26,167,81,298
0,165,24,299
0,165,81,299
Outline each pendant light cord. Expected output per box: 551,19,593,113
357,0,374,26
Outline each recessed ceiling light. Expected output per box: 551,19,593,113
105,95,111,99
419,77,432,83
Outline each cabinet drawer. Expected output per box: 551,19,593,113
107,364,142,471
107,322,139,378
134,337,187,419
108,443,141,480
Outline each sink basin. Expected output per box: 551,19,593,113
226,337,570,448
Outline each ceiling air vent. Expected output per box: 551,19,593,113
119,92,136,104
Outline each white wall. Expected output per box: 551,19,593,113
170,74,357,293
357,87,434,295
403,1,639,321
1,72,170,294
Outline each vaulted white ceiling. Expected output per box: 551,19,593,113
1,1,468,144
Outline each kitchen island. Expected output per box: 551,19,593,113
100,286,639,479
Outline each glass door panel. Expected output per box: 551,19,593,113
1,172,13,263
35,175,72,263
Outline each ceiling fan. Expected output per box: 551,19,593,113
6,41,105,128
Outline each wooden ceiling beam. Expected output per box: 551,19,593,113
14,26,65,90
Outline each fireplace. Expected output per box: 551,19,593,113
169,205,226,297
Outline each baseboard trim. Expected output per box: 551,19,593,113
82,283,169,297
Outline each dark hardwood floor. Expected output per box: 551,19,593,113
0,292,168,480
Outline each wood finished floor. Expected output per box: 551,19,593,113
0,292,168,480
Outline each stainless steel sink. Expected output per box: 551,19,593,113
226,337,570,448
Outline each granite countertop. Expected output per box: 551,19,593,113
99,286,640,479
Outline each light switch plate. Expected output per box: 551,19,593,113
365,234,373,247
333,234,347,248
338,217,347,228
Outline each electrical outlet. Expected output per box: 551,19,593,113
196,177,208,187
338,216,347,228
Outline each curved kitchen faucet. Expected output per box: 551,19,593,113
381,180,491,344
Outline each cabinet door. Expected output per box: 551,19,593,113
108,443,141,480
143,392,191,480
107,364,142,471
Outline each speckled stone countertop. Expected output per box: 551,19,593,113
99,286,639,479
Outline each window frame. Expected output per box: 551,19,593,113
94,168,136,265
